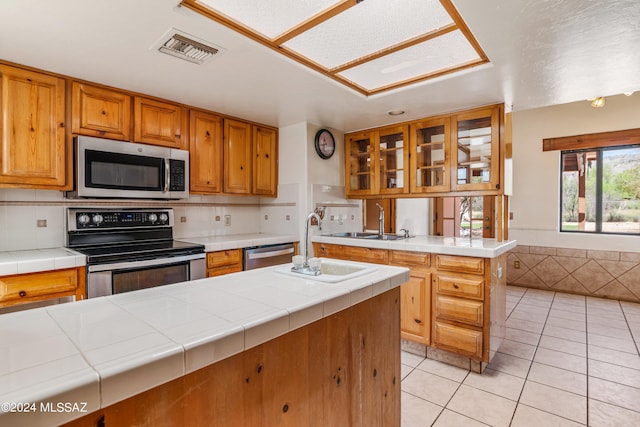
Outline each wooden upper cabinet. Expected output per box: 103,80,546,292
223,118,252,194
451,106,500,191
253,126,278,197
71,82,131,140
410,117,451,193
189,110,222,194
378,125,409,195
0,64,69,189
345,130,377,197
134,96,187,149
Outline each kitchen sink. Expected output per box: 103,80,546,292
328,232,406,240
273,260,376,283
365,234,405,240
328,232,379,238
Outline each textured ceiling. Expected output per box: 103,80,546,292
0,0,638,132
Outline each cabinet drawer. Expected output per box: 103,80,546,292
434,295,484,327
344,246,388,264
434,321,483,359
207,249,242,268
435,273,484,300
435,254,484,275
207,265,243,277
0,269,79,302
389,250,430,267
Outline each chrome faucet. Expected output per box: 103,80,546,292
304,212,322,266
376,203,384,237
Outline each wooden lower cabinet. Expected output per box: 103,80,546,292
399,270,430,345
206,249,243,277
315,243,506,363
0,267,86,308
389,250,430,345
433,321,483,359
63,288,401,427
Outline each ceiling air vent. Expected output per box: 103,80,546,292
156,30,222,64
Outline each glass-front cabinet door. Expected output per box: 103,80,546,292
345,130,377,196
378,125,409,195
410,118,450,193
451,107,500,191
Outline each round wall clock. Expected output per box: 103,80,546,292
314,128,336,159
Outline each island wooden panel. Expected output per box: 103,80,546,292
63,288,401,427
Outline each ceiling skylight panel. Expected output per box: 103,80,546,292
337,30,480,91
198,0,341,39
283,0,453,70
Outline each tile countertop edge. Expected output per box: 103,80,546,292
0,260,408,425
312,235,517,258
177,233,299,252
0,234,299,276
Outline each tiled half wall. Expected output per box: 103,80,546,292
507,245,640,303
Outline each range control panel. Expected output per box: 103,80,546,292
68,209,174,230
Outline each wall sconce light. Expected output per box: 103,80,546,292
588,97,606,108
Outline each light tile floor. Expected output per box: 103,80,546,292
401,285,640,426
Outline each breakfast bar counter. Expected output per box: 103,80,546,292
0,260,408,427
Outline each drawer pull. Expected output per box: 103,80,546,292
19,290,27,297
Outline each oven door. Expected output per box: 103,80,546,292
86,254,205,298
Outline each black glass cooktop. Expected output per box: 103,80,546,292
72,240,204,264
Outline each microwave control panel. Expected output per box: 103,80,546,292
169,159,186,191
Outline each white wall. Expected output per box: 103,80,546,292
511,94,640,252
396,198,430,236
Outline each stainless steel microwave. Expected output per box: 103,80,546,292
67,136,189,199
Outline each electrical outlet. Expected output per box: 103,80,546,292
286,215,290,221
37,219,47,228
215,215,221,221
264,214,268,220
180,216,187,223
514,260,520,269
509,212,514,220
224,215,231,226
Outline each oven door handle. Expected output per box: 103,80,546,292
87,253,205,273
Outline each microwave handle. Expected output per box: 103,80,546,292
164,159,170,193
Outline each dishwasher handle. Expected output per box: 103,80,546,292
246,247,294,260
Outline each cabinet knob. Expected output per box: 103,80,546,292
101,110,106,115
453,284,459,289
265,154,269,158
205,131,210,137
19,290,27,297
414,318,422,324
175,134,181,138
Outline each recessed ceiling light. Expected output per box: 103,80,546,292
589,97,606,108
388,110,405,116
624,92,634,96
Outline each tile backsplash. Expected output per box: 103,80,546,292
508,245,640,303
0,186,300,252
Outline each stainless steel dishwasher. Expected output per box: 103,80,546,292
243,243,295,270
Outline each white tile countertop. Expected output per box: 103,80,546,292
0,234,298,277
312,234,517,258
0,248,86,276
0,259,409,427
177,233,298,252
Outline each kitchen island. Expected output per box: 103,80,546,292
313,234,516,371
0,260,408,427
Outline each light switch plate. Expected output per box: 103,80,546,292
224,215,231,226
